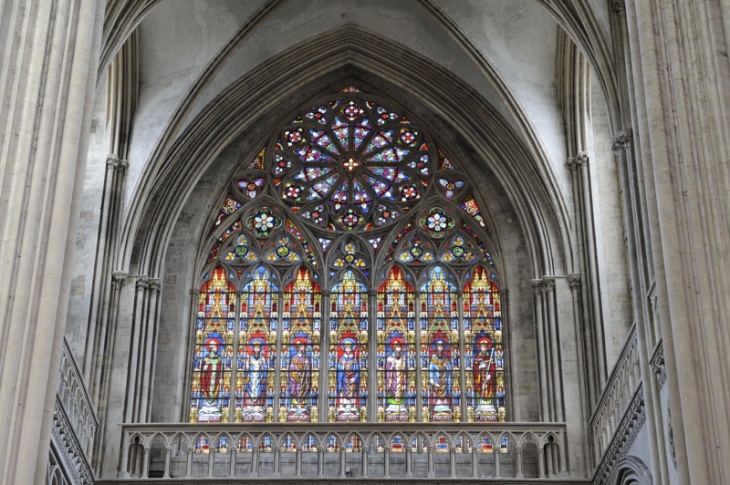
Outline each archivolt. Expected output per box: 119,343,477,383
119,26,572,282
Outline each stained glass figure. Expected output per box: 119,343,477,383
463,266,504,422
190,268,235,422
328,271,368,422
272,91,430,231
420,266,460,422
377,267,416,422
281,269,321,422
237,267,277,422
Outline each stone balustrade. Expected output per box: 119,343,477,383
115,422,568,481
589,325,641,464
58,338,98,457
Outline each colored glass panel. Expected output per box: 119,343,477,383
236,267,278,422
280,269,321,422
420,266,460,422
376,267,416,422
190,268,235,423
328,271,368,422
246,148,265,170
463,266,504,422
460,195,487,229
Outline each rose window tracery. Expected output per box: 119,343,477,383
272,92,431,231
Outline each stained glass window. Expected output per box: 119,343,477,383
271,93,430,232
420,266,460,422
236,267,277,422
280,269,321,422
464,266,505,422
190,268,235,422
328,270,368,422
376,267,416,422
192,85,506,425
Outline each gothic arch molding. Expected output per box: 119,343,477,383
119,25,572,284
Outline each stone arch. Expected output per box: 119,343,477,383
614,456,653,485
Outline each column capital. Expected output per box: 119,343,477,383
117,158,129,173
566,152,589,171
612,0,625,13
367,288,378,297
135,276,149,290
320,289,331,297
111,272,128,289
611,129,633,154
106,153,120,168
568,274,581,288
531,279,544,294
542,278,556,291
189,289,201,297
149,279,162,293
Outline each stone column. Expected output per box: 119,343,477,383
566,153,607,404
624,1,730,483
531,280,550,420
0,1,104,483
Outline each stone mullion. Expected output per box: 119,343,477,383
320,289,331,423
368,288,378,423
414,291,423,422
531,280,550,421
273,291,284,422
183,290,201,423
227,287,242,424
457,291,467,423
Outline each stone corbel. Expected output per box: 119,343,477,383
611,129,633,155
106,153,120,168
568,274,581,289
530,279,544,294
566,152,589,172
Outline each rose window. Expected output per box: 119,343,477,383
272,92,431,231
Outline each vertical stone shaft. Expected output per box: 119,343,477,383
625,0,730,483
0,0,104,483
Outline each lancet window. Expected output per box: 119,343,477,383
189,86,504,424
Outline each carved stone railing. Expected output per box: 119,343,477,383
58,338,99,455
589,325,640,464
113,422,569,482
51,338,98,484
